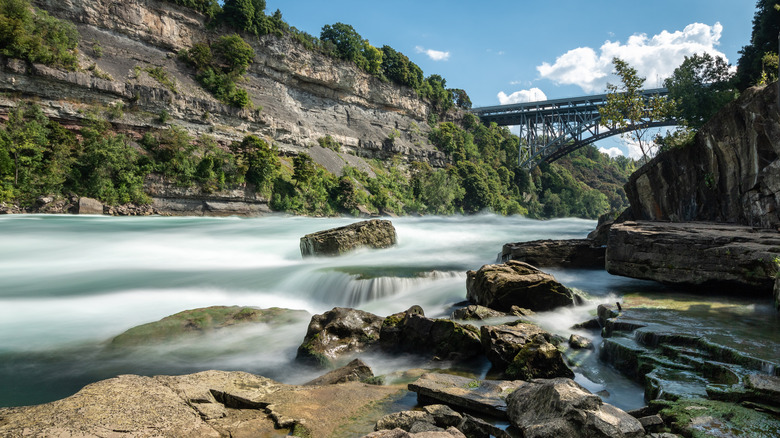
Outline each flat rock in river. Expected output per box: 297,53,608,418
407,372,526,419
606,221,780,293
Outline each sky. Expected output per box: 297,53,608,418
264,0,757,158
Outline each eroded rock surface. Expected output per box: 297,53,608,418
300,219,398,257
506,378,645,438
408,372,526,419
499,239,605,268
296,307,383,368
624,84,780,228
0,370,402,438
466,261,578,312
606,221,780,292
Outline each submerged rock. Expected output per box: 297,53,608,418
466,261,578,312
606,221,780,293
296,307,383,368
654,397,780,437
300,219,397,257
110,306,310,346
506,378,645,438
499,239,605,268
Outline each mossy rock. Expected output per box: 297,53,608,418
505,335,574,380
111,306,309,347
654,398,780,437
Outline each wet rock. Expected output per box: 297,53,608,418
363,427,466,437
569,334,594,350
450,305,507,320
304,358,375,385
296,307,383,368
499,239,605,268
606,221,780,292
466,261,578,312
407,372,525,419
300,219,397,257
380,308,482,361
78,196,104,214
480,323,573,379
654,398,780,437
587,214,615,246
746,373,780,403
506,378,645,438
774,277,780,312
110,306,309,347
571,318,601,330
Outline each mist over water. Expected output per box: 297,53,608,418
1,213,650,408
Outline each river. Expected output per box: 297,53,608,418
0,213,758,411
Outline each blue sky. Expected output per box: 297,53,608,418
265,0,756,157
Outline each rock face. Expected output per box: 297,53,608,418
296,307,383,367
499,239,605,268
466,261,578,312
300,219,398,257
606,221,780,292
14,0,447,168
111,306,309,347
0,370,401,438
624,84,780,228
304,358,375,386
505,378,645,438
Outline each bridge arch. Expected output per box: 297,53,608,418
471,88,676,169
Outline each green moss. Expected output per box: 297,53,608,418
655,398,780,438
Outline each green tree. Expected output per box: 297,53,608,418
664,53,738,128
449,88,472,109
598,57,673,163
321,22,364,63
0,0,80,69
736,0,780,89
221,0,264,32
230,135,279,190
213,34,255,76
292,153,316,187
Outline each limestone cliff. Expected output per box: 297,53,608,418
1,0,446,167
624,84,780,228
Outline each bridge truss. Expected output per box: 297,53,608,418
471,88,676,169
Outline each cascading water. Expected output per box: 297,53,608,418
5,213,774,412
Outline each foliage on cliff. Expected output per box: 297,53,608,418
736,0,780,89
0,103,630,218
0,0,79,70
180,34,255,107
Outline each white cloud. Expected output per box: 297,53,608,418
598,147,624,158
537,22,727,93
497,87,548,105
416,46,450,61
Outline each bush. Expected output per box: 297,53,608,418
0,0,80,69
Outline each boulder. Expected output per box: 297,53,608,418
569,334,594,350
466,261,578,312
504,335,575,380
506,378,645,438
296,307,383,368
499,239,605,268
304,358,375,385
300,219,397,257
375,410,436,432
380,308,482,361
606,221,780,292
480,323,548,370
78,196,104,215
407,372,526,419
110,306,309,346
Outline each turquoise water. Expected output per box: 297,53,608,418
0,213,643,408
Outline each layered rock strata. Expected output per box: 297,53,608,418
605,220,780,292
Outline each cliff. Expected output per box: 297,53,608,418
624,84,780,228
1,0,446,167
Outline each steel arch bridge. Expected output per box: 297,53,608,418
470,88,677,169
